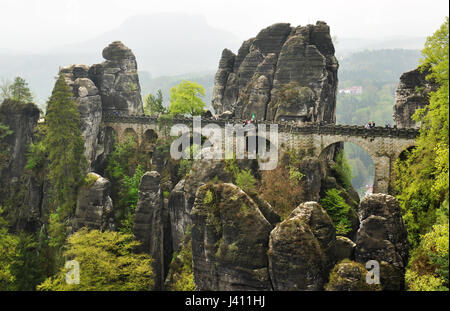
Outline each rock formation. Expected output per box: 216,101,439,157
268,214,327,290
394,67,438,128
133,171,172,290
325,259,382,291
0,100,41,231
335,236,356,262
354,194,408,290
72,172,115,232
59,41,144,170
191,183,273,290
289,202,336,267
268,201,334,290
212,21,338,123
168,158,258,252
0,100,40,185
90,41,144,116
59,65,103,167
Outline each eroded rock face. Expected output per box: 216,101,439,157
59,41,144,170
72,173,114,232
168,159,258,252
168,160,232,252
0,100,40,185
191,183,273,290
354,194,408,290
289,202,336,267
268,212,327,290
89,41,144,116
394,67,438,128
212,21,338,124
59,66,102,168
0,100,41,231
335,236,356,262
133,171,172,290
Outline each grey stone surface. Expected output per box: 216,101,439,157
394,67,438,128
335,236,356,261
72,173,115,232
133,171,171,290
89,41,144,116
268,213,327,290
191,183,273,290
59,68,103,169
354,194,408,290
212,21,338,124
0,100,41,231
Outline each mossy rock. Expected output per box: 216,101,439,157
325,259,382,291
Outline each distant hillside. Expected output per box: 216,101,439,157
335,36,426,58
338,49,422,86
0,13,239,108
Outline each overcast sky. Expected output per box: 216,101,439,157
0,0,448,52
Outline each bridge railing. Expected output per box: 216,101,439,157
102,113,419,139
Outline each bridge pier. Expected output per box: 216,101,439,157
373,155,392,194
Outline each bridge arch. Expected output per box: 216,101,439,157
319,141,376,198
122,128,138,144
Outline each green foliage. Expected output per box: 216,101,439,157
6,77,34,103
178,159,193,179
37,229,155,291
177,144,200,178
0,122,13,171
325,259,382,291
44,74,87,249
406,223,449,291
118,165,145,234
394,18,449,248
337,49,422,126
166,235,195,291
331,151,353,191
168,80,205,116
84,173,99,188
0,208,18,290
139,71,214,111
0,210,44,291
144,89,166,115
320,189,352,235
286,149,304,185
105,135,149,233
224,155,257,194
8,233,45,290
235,169,256,194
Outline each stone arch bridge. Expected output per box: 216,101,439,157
103,114,418,194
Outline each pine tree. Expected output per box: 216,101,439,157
144,89,165,115
44,75,87,249
9,77,34,103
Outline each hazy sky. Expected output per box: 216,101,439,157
0,0,448,52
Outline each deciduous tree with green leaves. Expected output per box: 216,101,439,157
37,229,155,291
394,17,449,248
168,80,205,116
394,17,449,291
